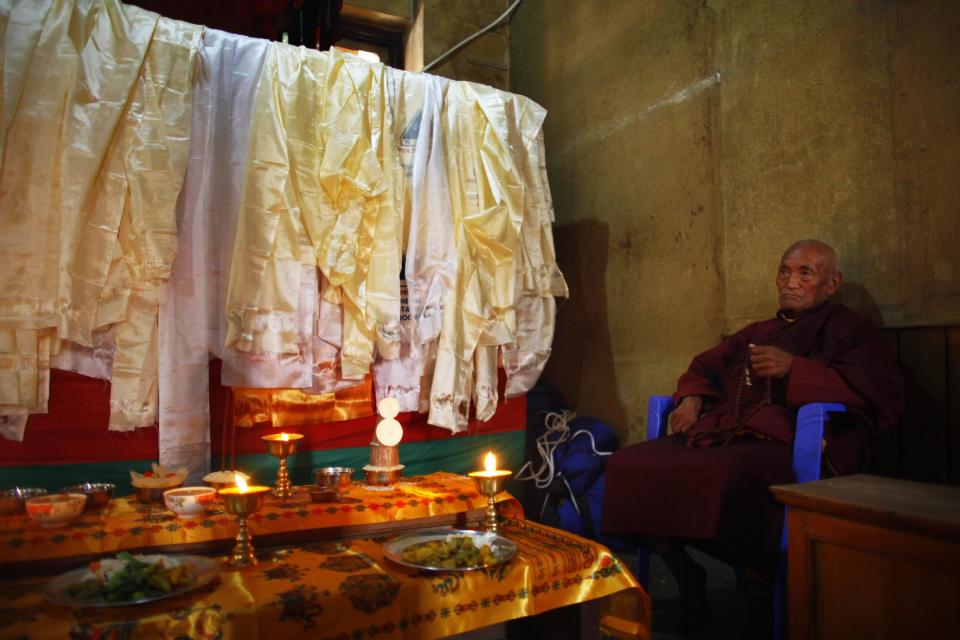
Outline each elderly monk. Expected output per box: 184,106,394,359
601,240,904,638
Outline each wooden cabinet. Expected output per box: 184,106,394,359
772,475,960,640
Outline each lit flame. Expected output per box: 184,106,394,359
235,475,249,493
484,452,497,474
280,432,289,442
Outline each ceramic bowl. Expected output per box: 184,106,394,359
60,483,115,511
134,482,184,504
25,493,86,528
163,486,216,519
0,487,48,515
314,467,355,495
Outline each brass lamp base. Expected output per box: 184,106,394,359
230,515,257,567
469,471,512,534
221,488,268,568
262,434,303,500
272,457,293,499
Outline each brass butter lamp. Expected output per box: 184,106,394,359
261,432,303,498
219,475,270,567
468,452,512,534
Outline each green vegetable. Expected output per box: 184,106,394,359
65,553,196,604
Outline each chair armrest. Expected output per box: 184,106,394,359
792,402,845,484
647,396,675,440
781,402,846,554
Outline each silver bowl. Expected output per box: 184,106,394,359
314,467,355,494
133,482,184,504
363,467,403,486
60,483,115,511
0,487,48,515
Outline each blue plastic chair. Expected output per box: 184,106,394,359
644,395,846,639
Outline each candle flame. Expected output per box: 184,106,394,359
235,475,248,493
281,432,289,442
484,452,496,473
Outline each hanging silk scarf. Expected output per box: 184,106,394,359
0,1,568,455
428,81,525,432
499,95,568,400
372,70,455,413
157,28,269,481
0,0,201,437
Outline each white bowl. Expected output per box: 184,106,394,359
25,493,86,528
163,486,216,519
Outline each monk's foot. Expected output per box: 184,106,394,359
741,579,774,640
662,549,713,636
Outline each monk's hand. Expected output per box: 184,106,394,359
748,344,794,378
669,395,702,434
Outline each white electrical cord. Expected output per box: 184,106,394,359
422,0,524,73
516,410,613,519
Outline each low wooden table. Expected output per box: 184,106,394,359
0,520,649,640
0,474,650,639
772,474,960,640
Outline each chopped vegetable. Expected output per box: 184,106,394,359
401,536,498,569
66,552,196,603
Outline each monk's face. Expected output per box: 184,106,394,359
776,246,841,315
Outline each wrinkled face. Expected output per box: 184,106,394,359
776,246,841,315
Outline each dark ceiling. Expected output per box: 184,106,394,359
126,0,344,47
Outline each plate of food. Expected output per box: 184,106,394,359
45,551,219,607
383,529,517,571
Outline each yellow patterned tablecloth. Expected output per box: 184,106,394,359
0,473,521,566
0,520,650,640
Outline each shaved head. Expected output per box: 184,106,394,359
781,240,840,276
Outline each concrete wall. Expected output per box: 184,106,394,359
346,0,510,88
511,0,960,444
421,0,509,89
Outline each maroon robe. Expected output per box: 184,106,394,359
600,300,904,564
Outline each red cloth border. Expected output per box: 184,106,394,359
0,370,158,466
1,363,526,466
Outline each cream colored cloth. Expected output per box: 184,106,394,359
372,70,454,412
499,98,568,401
225,46,402,380
0,1,567,444
108,15,202,430
429,81,525,432
0,0,200,437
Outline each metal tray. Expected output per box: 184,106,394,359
45,554,219,607
383,528,517,571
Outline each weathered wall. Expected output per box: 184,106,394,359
511,0,723,439
511,0,960,443
715,0,960,332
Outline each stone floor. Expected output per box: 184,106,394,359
450,547,746,640
640,548,746,640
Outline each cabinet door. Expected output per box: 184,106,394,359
788,510,960,640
